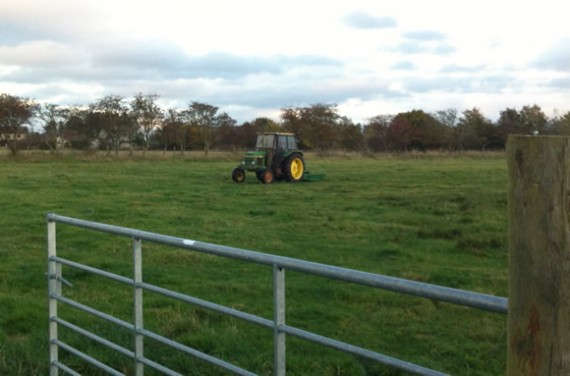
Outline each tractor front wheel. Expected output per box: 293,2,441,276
232,168,246,183
284,155,305,182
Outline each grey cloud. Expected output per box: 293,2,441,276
403,73,515,94
167,72,403,111
391,61,416,70
393,41,455,55
0,3,109,45
532,39,570,71
393,30,454,56
343,11,397,29
544,77,570,90
0,20,42,45
403,30,446,41
440,64,487,73
90,40,341,80
3,37,342,87
184,53,340,79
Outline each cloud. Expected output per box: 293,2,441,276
391,61,416,70
0,40,81,67
546,77,570,90
0,2,109,44
402,73,515,94
2,36,342,87
1,1,570,124
343,11,397,29
89,39,342,81
532,38,570,71
391,29,455,56
402,30,446,41
393,41,455,55
440,64,488,73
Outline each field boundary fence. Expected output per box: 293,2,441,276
47,213,508,376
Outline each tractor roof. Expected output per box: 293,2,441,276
256,132,295,136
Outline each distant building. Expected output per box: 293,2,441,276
0,126,28,147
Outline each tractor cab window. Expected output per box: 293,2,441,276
287,136,298,149
277,136,287,150
256,134,275,149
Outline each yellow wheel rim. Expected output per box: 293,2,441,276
290,158,304,180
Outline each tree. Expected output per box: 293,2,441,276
385,114,418,151
37,103,70,153
250,117,281,133
338,117,364,152
456,108,500,150
404,109,448,150
364,115,392,152
216,112,238,151
433,108,458,150
519,104,547,134
382,110,448,152
158,108,188,154
184,102,219,156
281,103,340,153
131,93,163,155
549,111,570,135
64,108,92,149
497,105,548,143
434,108,458,128
0,93,37,155
302,103,340,153
90,95,135,156
280,107,307,147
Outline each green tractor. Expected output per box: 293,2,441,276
232,132,306,184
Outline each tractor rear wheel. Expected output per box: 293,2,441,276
258,168,274,184
284,154,305,182
232,168,246,183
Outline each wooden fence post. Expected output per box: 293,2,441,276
507,135,570,375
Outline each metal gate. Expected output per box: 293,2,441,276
47,213,507,376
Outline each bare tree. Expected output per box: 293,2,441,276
38,103,70,154
184,102,219,157
90,95,134,156
160,108,189,155
131,93,163,155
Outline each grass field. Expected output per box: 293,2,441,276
0,151,509,375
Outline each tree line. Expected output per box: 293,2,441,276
1,92,569,156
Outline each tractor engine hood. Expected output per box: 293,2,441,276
241,151,267,169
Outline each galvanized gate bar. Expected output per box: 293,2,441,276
280,325,448,376
137,357,183,376
140,282,274,328
54,317,135,358
53,340,125,376
52,361,81,376
52,256,134,284
54,296,135,331
57,316,183,376
47,213,508,313
138,329,257,376
47,213,508,375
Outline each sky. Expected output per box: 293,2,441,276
1,0,569,124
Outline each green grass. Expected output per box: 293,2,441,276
0,151,508,375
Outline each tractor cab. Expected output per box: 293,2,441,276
232,132,305,184
255,133,298,151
